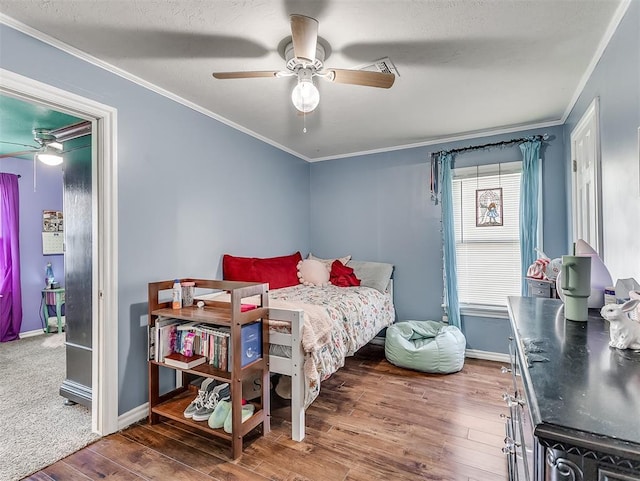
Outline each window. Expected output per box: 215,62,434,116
452,162,522,307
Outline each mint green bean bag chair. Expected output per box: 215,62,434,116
385,320,466,373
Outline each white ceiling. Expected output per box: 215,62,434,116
0,0,625,161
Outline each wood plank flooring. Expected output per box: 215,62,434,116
24,344,510,481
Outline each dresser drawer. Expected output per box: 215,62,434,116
526,279,551,298
529,286,549,297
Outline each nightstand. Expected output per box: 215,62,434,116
42,287,65,333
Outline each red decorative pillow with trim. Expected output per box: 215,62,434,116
329,260,361,287
222,252,302,290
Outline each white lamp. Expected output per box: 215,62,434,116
37,145,63,166
291,68,319,113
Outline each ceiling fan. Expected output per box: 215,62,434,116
0,129,64,165
212,14,395,113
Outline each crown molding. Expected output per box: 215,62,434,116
308,119,564,162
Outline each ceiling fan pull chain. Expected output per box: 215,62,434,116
33,153,37,192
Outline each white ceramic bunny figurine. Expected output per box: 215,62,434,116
600,299,640,350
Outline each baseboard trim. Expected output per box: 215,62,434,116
369,336,386,347
118,403,148,431
465,349,509,363
19,329,45,338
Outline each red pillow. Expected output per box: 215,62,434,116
329,260,361,287
222,252,302,290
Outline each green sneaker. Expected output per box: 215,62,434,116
208,399,231,429
223,403,255,433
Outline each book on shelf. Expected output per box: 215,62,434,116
148,324,156,361
151,318,261,369
154,317,191,361
163,352,207,369
157,322,179,362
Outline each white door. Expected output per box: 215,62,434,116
570,98,602,255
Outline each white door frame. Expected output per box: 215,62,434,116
570,97,603,256
0,68,119,436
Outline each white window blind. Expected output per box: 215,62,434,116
452,162,522,307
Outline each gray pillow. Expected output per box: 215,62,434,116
347,261,394,293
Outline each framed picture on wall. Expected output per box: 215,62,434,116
42,210,64,255
476,187,503,227
43,210,63,232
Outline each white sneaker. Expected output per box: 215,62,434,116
183,378,215,418
192,382,230,421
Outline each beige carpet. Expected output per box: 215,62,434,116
0,333,100,480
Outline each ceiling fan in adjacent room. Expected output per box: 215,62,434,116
0,128,65,165
212,14,396,113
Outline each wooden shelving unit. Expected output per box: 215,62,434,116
147,279,270,459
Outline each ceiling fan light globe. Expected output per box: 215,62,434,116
291,80,319,113
38,153,63,166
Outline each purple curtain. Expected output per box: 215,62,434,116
0,173,22,342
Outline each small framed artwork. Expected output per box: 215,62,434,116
43,210,63,232
476,187,503,227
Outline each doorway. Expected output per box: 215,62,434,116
0,68,118,436
570,97,603,255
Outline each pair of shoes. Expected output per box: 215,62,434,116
192,382,231,422
183,378,215,419
207,400,255,432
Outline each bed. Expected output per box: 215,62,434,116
220,252,396,441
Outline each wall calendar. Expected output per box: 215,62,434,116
42,210,64,255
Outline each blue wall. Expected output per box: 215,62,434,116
310,124,567,353
0,24,311,414
563,1,640,282
1,0,636,418
0,158,64,333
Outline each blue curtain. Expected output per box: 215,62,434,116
438,153,460,328
519,140,542,295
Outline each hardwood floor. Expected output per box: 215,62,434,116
24,344,509,481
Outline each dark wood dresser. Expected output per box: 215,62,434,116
506,296,640,481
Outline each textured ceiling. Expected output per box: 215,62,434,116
0,0,625,161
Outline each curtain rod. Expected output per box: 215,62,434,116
432,133,548,158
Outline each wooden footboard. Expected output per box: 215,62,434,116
268,307,305,441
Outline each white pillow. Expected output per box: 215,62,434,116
347,261,394,293
297,259,330,287
307,253,352,271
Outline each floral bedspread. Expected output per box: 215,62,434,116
269,284,395,407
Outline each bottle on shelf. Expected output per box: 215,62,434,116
172,279,182,309
45,262,55,289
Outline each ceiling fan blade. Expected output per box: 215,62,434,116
0,149,38,159
0,140,39,149
212,71,281,79
326,69,395,89
290,14,318,64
